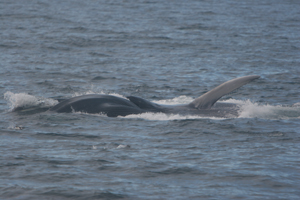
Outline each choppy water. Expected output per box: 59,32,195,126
1,0,300,199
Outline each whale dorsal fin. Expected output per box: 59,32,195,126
189,75,260,109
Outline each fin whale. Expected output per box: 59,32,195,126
49,75,260,117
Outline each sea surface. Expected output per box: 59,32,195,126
1,0,300,199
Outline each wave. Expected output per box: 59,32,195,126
4,91,300,120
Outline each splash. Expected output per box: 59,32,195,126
223,99,300,119
4,91,58,111
239,102,300,119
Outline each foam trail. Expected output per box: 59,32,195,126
124,112,225,121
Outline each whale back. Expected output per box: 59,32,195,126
189,75,260,109
49,94,143,117
127,96,163,112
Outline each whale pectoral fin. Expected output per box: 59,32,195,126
189,75,260,109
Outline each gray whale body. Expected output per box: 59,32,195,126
49,75,260,117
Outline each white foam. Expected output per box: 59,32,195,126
235,99,300,119
4,91,58,111
123,112,224,121
293,102,300,107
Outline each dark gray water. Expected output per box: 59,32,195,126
1,0,300,199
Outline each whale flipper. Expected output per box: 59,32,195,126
189,75,260,109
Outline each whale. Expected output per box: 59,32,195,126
49,75,260,117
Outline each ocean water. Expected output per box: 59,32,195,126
1,0,300,199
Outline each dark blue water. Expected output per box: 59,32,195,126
1,0,300,199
